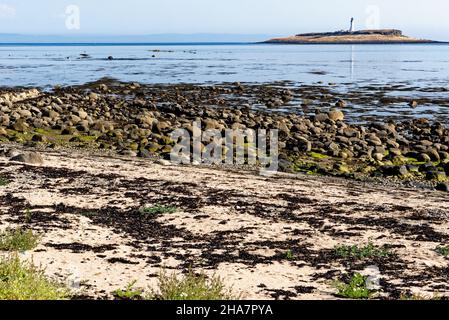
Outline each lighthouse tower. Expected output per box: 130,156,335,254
349,17,355,32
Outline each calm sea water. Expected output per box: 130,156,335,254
1,43,449,122
1,43,449,89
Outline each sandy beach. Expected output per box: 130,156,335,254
1,144,449,299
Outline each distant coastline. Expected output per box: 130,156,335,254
263,29,442,44
0,42,252,47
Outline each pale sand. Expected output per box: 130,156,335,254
1,147,449,299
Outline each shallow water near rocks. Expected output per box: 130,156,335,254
1,43,449,123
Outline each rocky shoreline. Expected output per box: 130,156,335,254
1,79,449,191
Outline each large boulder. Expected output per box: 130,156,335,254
10,152,44,165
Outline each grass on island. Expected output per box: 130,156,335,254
0,254,70,300
334,273,374,300
334,242,391,260
149,269,235,300
0,228,40,252
139,204,177,216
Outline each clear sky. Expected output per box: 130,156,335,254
0,0,448,40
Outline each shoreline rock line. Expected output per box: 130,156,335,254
1,79,448,191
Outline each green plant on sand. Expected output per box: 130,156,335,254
112,280,143,300
334,242,391,260
139,204,177,216
148,269,235,300
334,273,374,299
0,176,10,186
435,245,449,257
0,254,70,300
0,228,40,252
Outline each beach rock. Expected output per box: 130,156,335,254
277,122,290,136
13,119,29,132
10,152,44,165
381,165,409,177
77,110,88,120
426,171,446,182
335,100,346,108
440,151,449,162
61,127,77,135
18,109,32,118
327,142,340,153
156,121,172,133
436,183,449,192
295,136,312,152
314,113,329,122
426,148,440,161
409,101,419,108
46,110,60,119
68,115,82,124
89,92,99,101
157,159,171,166
373,153,384,161
343,128,360,138
328,110,344,122
204,118,222,131
138,113,155,128
31,134,46,142
417,153,432,162
0,114,10,126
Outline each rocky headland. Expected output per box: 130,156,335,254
264,29,438,44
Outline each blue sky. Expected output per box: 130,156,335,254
0,0,448,40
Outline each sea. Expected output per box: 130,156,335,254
1,43,449,122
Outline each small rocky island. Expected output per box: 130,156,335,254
264,29,437,44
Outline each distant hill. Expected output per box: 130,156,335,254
263,29,439,44
0,33,277,44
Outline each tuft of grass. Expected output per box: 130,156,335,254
148,269,235,300
139,204,177,216
334,273,374,299
0,254,70,300
284,250,295,260
334,242,391,260
112,280,143,300
435,245,449,257
0,228,40,252
24,208,33,224
0,176,10,187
